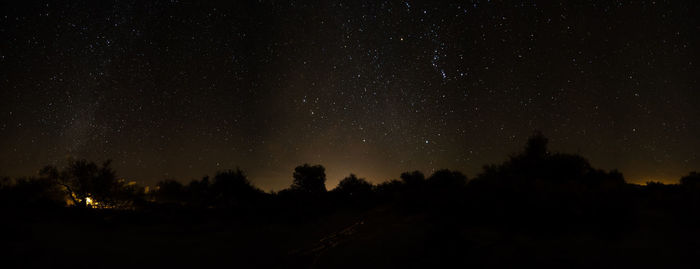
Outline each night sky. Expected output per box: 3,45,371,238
0,1,697,190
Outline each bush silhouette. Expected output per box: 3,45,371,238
154,179,187,205
211,169,264,208
334,174,373,198
427,169,467,189
374,179,404,198
525,131,549,159
0,176,65,208
471,132,626,193
400,171,425,186
187,176,212,207
290,164,327,194
40,159,140,208
680,172,700,189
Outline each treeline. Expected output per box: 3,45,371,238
2,133,700,213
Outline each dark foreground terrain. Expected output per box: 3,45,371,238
3,188,700,269
2,135,700,268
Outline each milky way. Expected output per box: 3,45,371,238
0,1,698,190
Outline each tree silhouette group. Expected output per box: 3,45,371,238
2,133,700,268
1,133,697,212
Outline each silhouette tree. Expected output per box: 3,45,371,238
585,168,625,191
680,172,700,189
525,131,549,159
40,159,138,208
0,176,65,208
291,164,327,194
334,174,373,198
211,168,264,208
546,153,593,181
374,179,404,198
400,171,425,186
154,179,186,205
427,169,467,189
188,176,212,207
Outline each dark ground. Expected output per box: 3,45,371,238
3,197,700,269
3,137,699,268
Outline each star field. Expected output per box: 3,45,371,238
0,1,698,190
